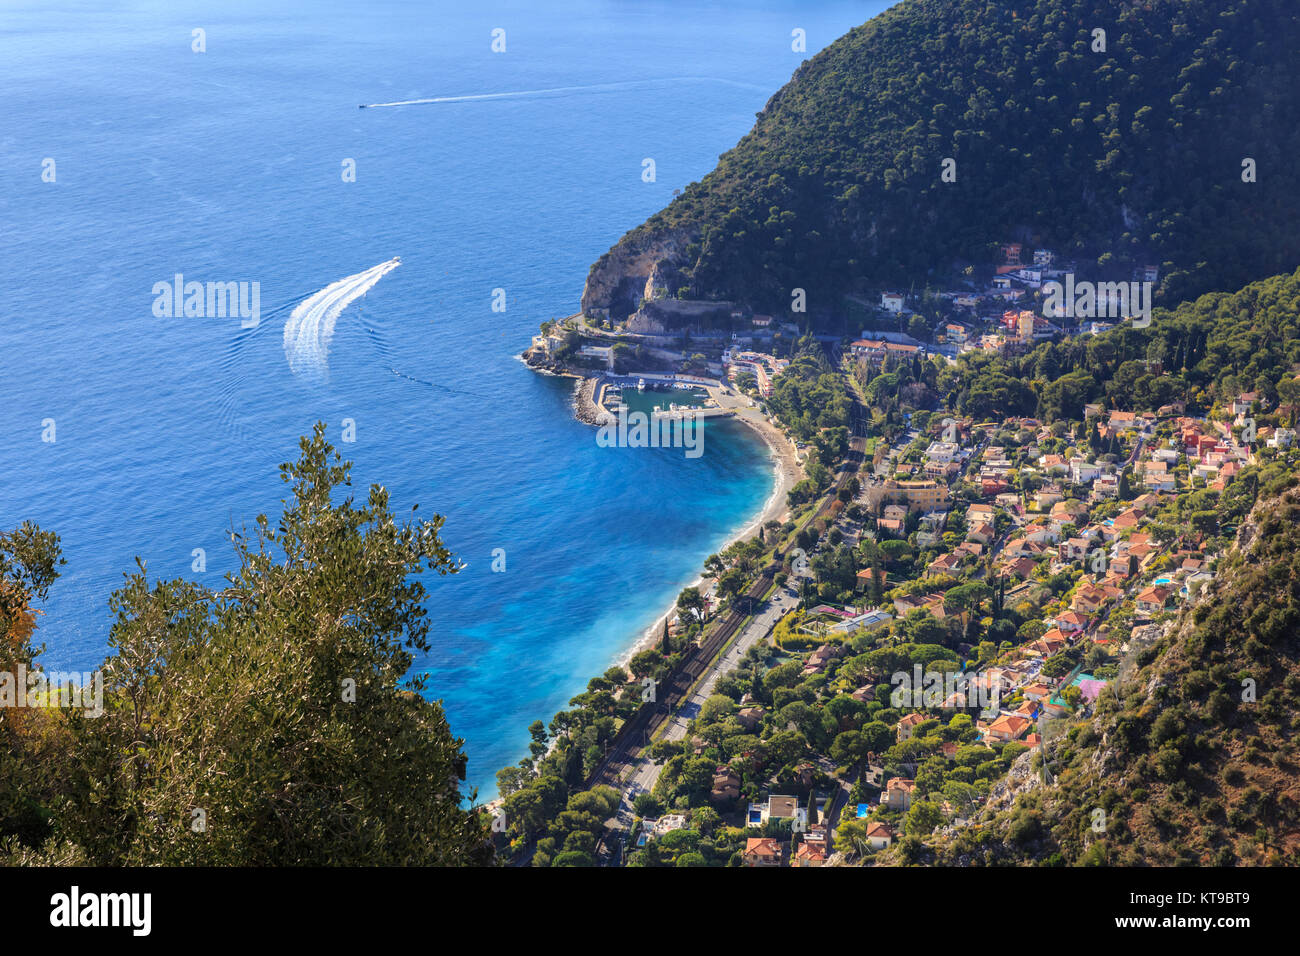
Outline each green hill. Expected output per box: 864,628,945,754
583,0,1300,321
935,266,1300,424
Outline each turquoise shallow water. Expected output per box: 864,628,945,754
0,0,891,797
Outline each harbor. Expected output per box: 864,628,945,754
576,372,764,427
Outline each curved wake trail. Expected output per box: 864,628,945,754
359,76,766,109
386,365,491,400
283,258,401,380
215,296,318,439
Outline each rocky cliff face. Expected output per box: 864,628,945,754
580,226,695,320
626,298,736,334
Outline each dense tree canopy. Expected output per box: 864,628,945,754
3,425,493,866
588,0,1300,316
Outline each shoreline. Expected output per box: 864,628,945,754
614,407,803,667
484,406,800,811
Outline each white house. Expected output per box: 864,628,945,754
1180,570,1214,600
652,814,688,836
865,821,895,851
1192,462,1219,483
925,440,961,463
1231,392,1261,416
1144,471,1176,493
1069,458,1102,484
1268,428,1296,449
578,344,614,368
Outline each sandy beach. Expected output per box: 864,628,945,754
486,406,800,810
615,406,804,666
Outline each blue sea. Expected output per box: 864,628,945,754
0,0,891,797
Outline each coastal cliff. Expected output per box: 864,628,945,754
581,226,696,321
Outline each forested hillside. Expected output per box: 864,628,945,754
584,0,1300,319
935,267,1300,422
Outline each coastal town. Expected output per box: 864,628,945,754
641,386,1285,865
8,0,1300,904
525,242,1158,403
523,241,1167,478
603,376,1290,866
502,240,1300,868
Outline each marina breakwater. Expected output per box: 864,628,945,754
574,377,610,425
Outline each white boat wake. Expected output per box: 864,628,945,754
359,77,765,109
282,258,401,380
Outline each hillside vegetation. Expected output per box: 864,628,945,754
938,266,1300,423
585,0,1300,318
1,427,493,866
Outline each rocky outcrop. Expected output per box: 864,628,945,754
580,226,696,320
626,298,735,334
982,747,1042,818
521,331,567,372
521,342,550,369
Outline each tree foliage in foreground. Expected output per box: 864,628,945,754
3,424,492,866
